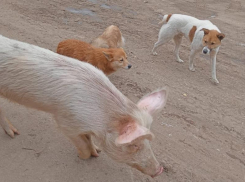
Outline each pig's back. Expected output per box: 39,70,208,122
0,35,127,117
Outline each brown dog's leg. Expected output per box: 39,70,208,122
0,108,19,138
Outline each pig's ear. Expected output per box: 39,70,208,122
137,87,168,115
115,122,154,146
103,51,113,61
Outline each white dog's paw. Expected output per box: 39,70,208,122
152,52,158,56
177,59,184,63
211,78,219,84
189,66,195,72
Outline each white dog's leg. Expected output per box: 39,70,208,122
210,50,219,84
189,49,198,71
0,108,19,138
152,25,173,55
152,39,165,56
173,34,183,62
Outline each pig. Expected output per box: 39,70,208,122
0,35,168,177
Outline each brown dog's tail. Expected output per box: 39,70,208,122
158,14,172,25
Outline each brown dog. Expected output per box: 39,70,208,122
91,25,125,48
57,39,131,75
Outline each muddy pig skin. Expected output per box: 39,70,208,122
0,35,167,177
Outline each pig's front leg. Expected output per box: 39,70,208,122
85,134,101,157
69,134,100,159
56,117,100,159
69,134,93,159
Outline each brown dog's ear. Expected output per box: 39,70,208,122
217,33,225,41
201,28,210,35
103,52,113,61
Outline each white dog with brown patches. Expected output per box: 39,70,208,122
152,14,225,84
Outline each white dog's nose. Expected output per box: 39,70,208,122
202,47,210,55
203,49,208,54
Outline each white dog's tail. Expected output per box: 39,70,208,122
158,14,172,25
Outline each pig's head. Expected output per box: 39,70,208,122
104,88,168,178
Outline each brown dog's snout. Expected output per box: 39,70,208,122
128,64,132,69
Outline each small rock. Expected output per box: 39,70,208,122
74,18,80,22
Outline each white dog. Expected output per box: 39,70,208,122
152,14,225,84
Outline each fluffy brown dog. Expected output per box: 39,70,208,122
57,39,131,75
91,25,125,48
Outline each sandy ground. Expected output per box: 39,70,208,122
0,0,245,182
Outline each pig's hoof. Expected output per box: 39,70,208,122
91,151,99,157
94,145,101,153
3,118,20,138
91,146,101,157
78,150,91,159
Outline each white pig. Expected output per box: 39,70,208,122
0,35,168,177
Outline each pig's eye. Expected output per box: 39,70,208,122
133,144,138,148
205,41,207,43
128,144,139,153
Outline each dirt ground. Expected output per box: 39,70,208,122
0,0,245,181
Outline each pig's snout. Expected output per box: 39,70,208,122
151,166,164,178
129,160,164,178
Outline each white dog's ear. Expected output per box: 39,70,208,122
201,28,209,35
217,33,225,41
